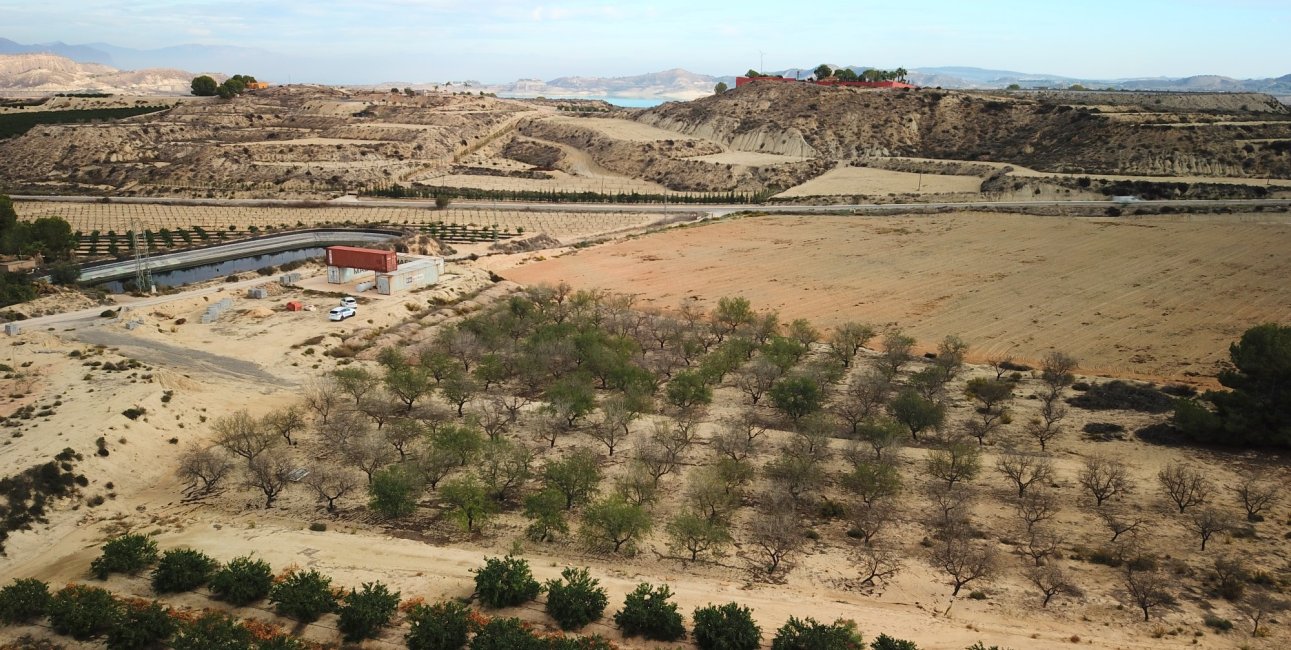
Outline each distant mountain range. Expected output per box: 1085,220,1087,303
0,53,201,94
1,36,1288,99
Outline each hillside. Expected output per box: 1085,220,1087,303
0,53,201,95
636,82,1291,178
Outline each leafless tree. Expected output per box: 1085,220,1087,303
1079,455,1132,506
1027,563,1080,607
316,409,369,451
1020,525,1064,567
1231,474,1279,522
927,483,976,534
471,397,512,441
263,405,307,446
986,353,1016,381
686,467,741,524
1187,507,1232,551
652,414,701,464
714,409,766,460
994,449,1054,499
633,438,677,489
344,433,395,484
303,377,343,423
1097,507,1147,543
855,545,902,586
926,437,981,489
438,326,483,372
1024,399,1067,451
1157,462,1211,513
614,463,659,506
1016,489,1060,534
1237,590,1290,635
1212,555,1249,600
929,529,997,597
497,394,531,423
176,444,234,495
850,499,898,545
834,371,893,436
416,445,457,491
212,410,279,460
1039,351,1078,400
750,494,801,576
534,409,567,449
243,449,294,508
736,357,782,406
590,395,638,457
304,463,359,512
1122,566,1175,622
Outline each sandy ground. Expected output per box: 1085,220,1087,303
502,212,1291,384
684,152,811,166
778,167,985,197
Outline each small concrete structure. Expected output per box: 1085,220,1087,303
376,257,444,295
0,259,37,273
3,323,20,336
280,272,302,286
247,287,269,299
200,297,235,324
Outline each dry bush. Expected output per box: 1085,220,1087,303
1157,462,1212,513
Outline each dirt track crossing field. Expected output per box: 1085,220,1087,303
504,211,1291,383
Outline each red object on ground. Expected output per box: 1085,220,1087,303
325,246,397,273
285,300,303,311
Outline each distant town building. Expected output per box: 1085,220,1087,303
245,81,270,90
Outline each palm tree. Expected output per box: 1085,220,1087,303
895,67,909,83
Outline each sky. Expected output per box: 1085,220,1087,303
2,0,1289,83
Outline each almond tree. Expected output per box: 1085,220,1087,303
304,463,359,512
1157,462,1211,513
1079,456,1132,506
213,410,278,460
929,530,997,597
1027,563,1079,607
856,546,902,586
244,449,294,508
1122,566,1175,622
994,449,1053,499
1187,507,1232,551
1231,474,1279,522
176,444,234,495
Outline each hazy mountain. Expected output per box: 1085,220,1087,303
0,37,114,65
0,53,204,94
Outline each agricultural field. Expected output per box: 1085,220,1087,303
504,211,1291,383
12,201,670,255
0,278,1287,650
777,166,985,197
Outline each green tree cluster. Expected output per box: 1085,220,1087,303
1175,323,1291,447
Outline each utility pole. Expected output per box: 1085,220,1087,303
759,51,766,75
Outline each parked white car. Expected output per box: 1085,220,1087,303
341,297,358,309
328,306,356,321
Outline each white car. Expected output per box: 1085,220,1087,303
341,297,358,309
328,306,356,321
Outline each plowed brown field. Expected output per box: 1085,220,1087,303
504,212,1291,383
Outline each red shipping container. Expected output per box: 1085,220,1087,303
325,246,397,273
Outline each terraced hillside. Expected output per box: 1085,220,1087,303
0,86,539,196
637,83,1291,179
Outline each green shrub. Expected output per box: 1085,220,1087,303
473,556,541,609
1203,614,1233,632
369,463,423,518
208,555,273,605
544,567,608,631
871,634,919,650
90,533,158,579
47,584,120,640
269,569,337,622
1068,380,1173,413
171,611,253,650
406,600,471,650
337,581,401,642
470,617,542,650
0,578,51,624
692,602,761,650
150,548,218,593
771,616,863,650
613,582,685,641
105,600,176,650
